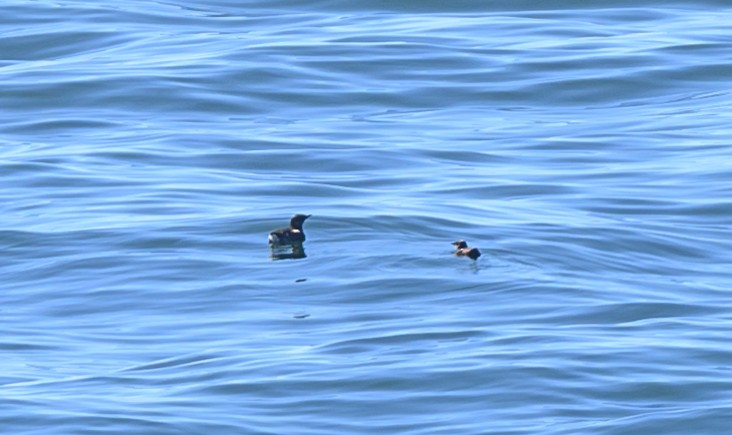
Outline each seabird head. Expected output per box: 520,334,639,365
452,240,468,249
290,214,311,230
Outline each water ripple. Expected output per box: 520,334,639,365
2,1,732,434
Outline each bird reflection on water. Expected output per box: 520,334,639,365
269,242,307,260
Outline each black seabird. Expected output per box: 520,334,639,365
452,240,481,260
268,214,311,245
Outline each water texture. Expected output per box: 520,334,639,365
2,1,732,433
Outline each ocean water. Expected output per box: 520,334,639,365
2,1,732,433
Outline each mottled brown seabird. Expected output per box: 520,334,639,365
452,240,481,260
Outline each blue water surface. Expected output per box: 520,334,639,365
2,1,732,433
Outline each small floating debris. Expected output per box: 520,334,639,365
293,313,310,319
295,278,307,283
